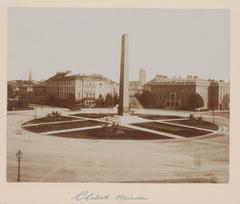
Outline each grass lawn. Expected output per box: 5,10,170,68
211,111,229,118
72,113,115,118
8,106,34,111
132,122,211,137
23,116,80,125
136,114,183,120
23,120,103,133
170,119,219,131
51,126,170,140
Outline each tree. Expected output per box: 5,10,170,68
208,92,221,124
188,93,204,110
96,94,104,108
139,90,154,108
104,93,113,108
46,95,57,106
134,93,141,101
7,84,19,110
208,95,218,111
222,93,230,110
17,96,29,108
112,94,119,107
8,84,15,98
66,94,76,109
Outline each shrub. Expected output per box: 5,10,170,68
45,111,62,121
188,93,204,110
189,114,195,120
100,119,120,139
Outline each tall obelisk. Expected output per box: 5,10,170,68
118,33,129,115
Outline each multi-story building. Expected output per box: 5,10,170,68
129,69,146,107
129,81,141,97
8,72,46,105
139,69,146,87
30,84,46,104
218,80,230,110
129,69,146,97
145,74,229,110
45,71,119,107
18,83,46,104
208,80,230,110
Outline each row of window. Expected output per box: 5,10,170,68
153,88,195,92
59,93,73,97
166,101,180,107
78,93,95,98
152,81,195,85
47,81,75,85
59,86,75,91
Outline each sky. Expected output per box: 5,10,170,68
8,8,230,82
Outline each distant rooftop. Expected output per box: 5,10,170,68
46,71,118,84
147,74,229,86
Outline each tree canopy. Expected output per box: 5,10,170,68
188,93,204,110
104,93,113,108
139,90,154,108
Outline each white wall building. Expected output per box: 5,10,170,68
46,71,119,107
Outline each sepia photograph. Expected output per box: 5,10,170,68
7,8,230,184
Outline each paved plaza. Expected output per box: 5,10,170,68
7,107,229,183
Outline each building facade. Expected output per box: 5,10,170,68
129,69,146,97
145,74,229,110
45,71,118,107
129,81,141,97
128,69,146,108
30,85,46,104
139,69,146,87
208,80,230,110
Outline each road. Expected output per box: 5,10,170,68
7,107,229,183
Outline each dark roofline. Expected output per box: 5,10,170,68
46,73,118,84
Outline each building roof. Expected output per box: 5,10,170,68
46,71,118,85
146,74,228,87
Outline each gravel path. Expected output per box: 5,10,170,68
7,107,229,183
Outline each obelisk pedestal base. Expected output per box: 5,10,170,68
114,115,146,125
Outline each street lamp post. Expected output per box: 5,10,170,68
212,109,215,124
34,105,37,119
111,90,114,109
16,150,23,182
82,79,84,109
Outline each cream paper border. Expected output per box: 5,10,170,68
1,0,240,204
